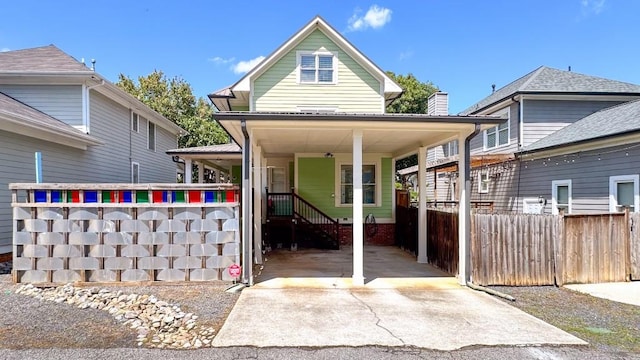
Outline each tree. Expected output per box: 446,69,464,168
117,70,228,148
385,71,438,114
385,72,439,171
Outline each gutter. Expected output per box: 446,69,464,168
240,120,252,286
460,123,481,286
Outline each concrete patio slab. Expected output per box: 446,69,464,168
565,282,640,307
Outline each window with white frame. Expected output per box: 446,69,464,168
552,179,572,215
297,51,337,84
339,164,376,205
609,175,639,212
484,108,510,149
478,172,489,193
148,121,156,151
131,162,140,184
131,112,139,132
443,140,459,157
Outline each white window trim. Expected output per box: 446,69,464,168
147,121,156,151
131,162,140,184
609,174,639,212
551,179,572,215
483,107,510,150
335,159,381,207
296,50,338,85
478,172,489,194
131,111,139,132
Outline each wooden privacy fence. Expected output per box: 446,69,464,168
472,212,639,285
422,210,640,286
427,209,458,275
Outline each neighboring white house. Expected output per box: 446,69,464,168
0,45,185,254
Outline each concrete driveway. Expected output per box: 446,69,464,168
565,282,640,307
212,246,587,350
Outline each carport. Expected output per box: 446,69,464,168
214,111,504,286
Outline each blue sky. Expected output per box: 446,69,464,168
1,0,638,114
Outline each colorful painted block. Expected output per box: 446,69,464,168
84,191,98,203
51,190,63,203
152,190,168,203
204,191,215,203
119,191,133,203
67,190,81,203
226,190,235,203
136,190,149,203
172,190,185,203
101,190,115,203
34,190,47,203
188,190,201,203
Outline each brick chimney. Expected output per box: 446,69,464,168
427,92,448,115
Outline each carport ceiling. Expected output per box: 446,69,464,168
215,113,504,158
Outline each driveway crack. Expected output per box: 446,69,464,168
349,291,406,346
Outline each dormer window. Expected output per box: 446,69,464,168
297,51,337,84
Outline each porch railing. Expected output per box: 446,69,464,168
267,191,339,248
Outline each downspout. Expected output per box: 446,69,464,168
85,79,105,134
461,123,481,285
240,120,253,285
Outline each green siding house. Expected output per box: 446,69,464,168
183,16,501,286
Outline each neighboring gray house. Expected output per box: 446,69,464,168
453,66,640,212
0,45,185,254
516,100,640,214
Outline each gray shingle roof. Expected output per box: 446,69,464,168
522,100,640,152
0,91,101,144
461,66,640,115
166,143,242,154
0,45,93,73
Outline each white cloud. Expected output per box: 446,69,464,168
232,56,265,74
398,50,413,61
208,56,235,64
347,5,392,32
0,47,9,52
581,0,606,16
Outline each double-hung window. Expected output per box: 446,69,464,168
478,172,489,193
484,108,510,149
609,175,639,212
552,180,572,215
148,121,156,151
298,51,336,84
131,112,139,132
339,164,376,205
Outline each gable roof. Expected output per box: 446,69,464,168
0,45,185,135
461,66,640,115
0,91,102,149
0,45,94,74
522,99,640,153
209,16,402,111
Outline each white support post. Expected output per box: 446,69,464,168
417,146,428,263
184,159,193,184
197,162,204,184
391,158,397,223
352,130,365,285
458,133,471,285
253,145,263,264
241,122,253,285
261,154,268,222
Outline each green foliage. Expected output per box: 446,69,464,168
385,71,438,114
116,70,229,148
386,71,438,171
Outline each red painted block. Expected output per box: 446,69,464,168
188,190,201,203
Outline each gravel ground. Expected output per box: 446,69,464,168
0,269,239,349
490,285,640,354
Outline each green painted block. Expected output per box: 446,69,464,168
136,190,149,203
172,190,185,203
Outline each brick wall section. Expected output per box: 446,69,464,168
339,224,395,246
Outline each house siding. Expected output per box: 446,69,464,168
0,84,83,128
517,143,640,214
89,91,177,183
297,156,392,220
470,102,520,155
522,100,623,147
253,29,383,113
0,91,178,251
